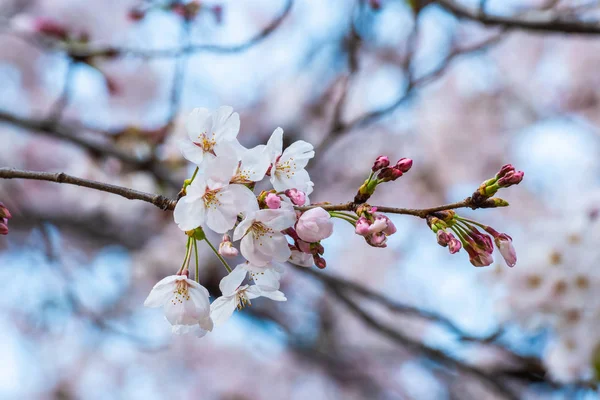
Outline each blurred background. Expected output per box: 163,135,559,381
1,0,600,398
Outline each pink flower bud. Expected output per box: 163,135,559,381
315,256,327,269
355,217,371,236
285,189,306,206
495,233,516,267
296,207,334,243
437,230,451,247
0,202,11,220
218,234,239,258
465,245,493,267
497,170,524,188
377,167,403,182
495,164,515,180
382,216,396,235
367,232,387,248
372,156,390,172
395,158,413,173
265,193,281,209
448,238,461,254
34,18,69,40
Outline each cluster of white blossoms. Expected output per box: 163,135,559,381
144,106,334,337
486,208,600,383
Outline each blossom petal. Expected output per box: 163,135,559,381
219,264,247,296
233,211,256,241
212,106,240,141
186,108,212,141
265,127,284,162
210,295,237,326
238,145,270,182
289,250,314,267
240,235,274,266
280,140,314,170
143,275,179,307
173,196,206,231
272,167,312,193
255,208,296,231
179,139,207,166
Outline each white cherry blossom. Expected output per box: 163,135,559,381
173,156,257,233
179,106,241,166
265,127,314,193
210,265,286,326
144,274,213,337
233,207,296,266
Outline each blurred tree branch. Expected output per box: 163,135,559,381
436,0,600,34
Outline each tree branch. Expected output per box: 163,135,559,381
436,0,600,34
0,168,176,210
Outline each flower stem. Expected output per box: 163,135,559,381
178,236,193,274
329,211,357,225
204,236,232,273
189,167,199,184
193,238,199,282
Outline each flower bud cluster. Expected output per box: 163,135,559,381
473,164,524,204
355,156,413,204
354,205,397,248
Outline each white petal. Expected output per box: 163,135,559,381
272,168,312,193
265,127,284,161
143,275,178,307
186,108,212,141
238,145,270,182
219,264,247,296
233,212,256,241
228,184,259,216
212,106,240,141
250,268,282,291
240,235,273,266
173,196,206,232
179,139,207,166
164,294,204,326
260,289,287,302
280,140,314,170
210,296,237,326
255,208,296,232
205,153,238,186
289,250,314,267
199,316,214,333
263,233,292,262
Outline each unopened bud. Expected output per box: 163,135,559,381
355,217,371,236
448,238,461,254
314,256,327,269
372,156,390,172
377,167,403,182
395,158,413,173
366,232,387,248
285,189,306,206
265,193,281,209
495,164,515,180
0,202,11,220
497,170,524,188
219,234,239,258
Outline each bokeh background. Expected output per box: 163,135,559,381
1,0,600,398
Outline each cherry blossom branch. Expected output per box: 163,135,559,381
0,168,176,211
436,0,600,34
0,168,483,218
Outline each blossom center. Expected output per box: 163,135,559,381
250,221,274,241
275,157,297,179
202,188,222,210
194,133,217,154
171,281,191,305
236,290,251,310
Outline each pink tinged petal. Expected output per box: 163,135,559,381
164,296,203,326
219,265,247,296
173,196,206,232
206,204,237,233
205,153,239,186
179,139,208,165
497,238,517,267
265,127,284,161
199,317,214,333
228,184,260,216
143,275,179,307
233,212,256,241
212,106,240,141
261,233,292,263
186,108,212,141
210,295,237,326
280,140,315,170
255,208,297,231
240,235,273,266
368,218,388,234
